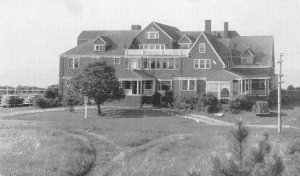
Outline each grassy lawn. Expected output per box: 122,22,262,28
0,108,300,175
188,101,300,128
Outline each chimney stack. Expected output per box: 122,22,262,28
205,20,211,35
224,22,228,38
131,25,142,30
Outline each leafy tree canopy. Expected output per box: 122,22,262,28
70,61,125,115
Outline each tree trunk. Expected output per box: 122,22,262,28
97,103,102,116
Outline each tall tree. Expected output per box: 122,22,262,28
211,121,284,176
70,61,125,115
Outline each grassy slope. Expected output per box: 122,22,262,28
0,108,299,175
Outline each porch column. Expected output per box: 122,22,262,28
250,79,252,93
218,82,221,99
153,79,156,94
265,79,267,95
240,79,243,95
137,80,140,95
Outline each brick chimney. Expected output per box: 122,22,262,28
205,20,211,35
131,25,142,30
224,22,228,38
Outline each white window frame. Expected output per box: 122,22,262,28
94,44,105,51
194,59,211,69
199,43,206,53
181,79,196,91
179,43,192,49
157,80,173,91
68,57,79,69
125,58,140,70
146,31,159,39
139,44,165,50
114,57,120,65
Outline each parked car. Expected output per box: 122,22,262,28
23,94,39,106
252,101,270,116
0,95,24,108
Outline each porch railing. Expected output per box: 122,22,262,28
125,49,190,56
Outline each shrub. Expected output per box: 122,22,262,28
44,86,59,99
229,94,261,111
63,90,84,106
161,90,174,107
198,94,218,113
152,92,162,107
287,141,300,155
174,95,198,110
141,96,152,105
34,96,56,108
267,89,292,108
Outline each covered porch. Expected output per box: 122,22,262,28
238,77,271,96
120,79,156,96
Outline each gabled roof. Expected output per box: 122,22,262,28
153,22,181,40
240,48,255,57
62,30,139,56
229,36,274,67
93,36,108,45
178,34,193,43
228,68,273,77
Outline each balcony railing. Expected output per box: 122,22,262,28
125,49,190,56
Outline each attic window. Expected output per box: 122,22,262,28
94,44,105,51
145,28,159,39
199,43,206,53
179,43,192,49
241,57,253,64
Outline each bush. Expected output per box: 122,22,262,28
287,141,300,155
174,95,198,110
161,90,174,107
198,94,218,113
267,89,292,108
63,90,84,106
44,86,59,99
141,96,152,105
229,94,261,111
152,92,162,107
34,96,56,108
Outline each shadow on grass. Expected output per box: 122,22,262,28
104,109,170,119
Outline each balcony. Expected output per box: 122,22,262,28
125,49,190,56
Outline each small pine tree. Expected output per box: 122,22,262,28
211,121,284,176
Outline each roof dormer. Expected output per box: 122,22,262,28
240,48,255,64
93,36,110,51
178,34,193,49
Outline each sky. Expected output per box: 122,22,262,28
0,0,299,88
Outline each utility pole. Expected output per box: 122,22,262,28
277,53,284,133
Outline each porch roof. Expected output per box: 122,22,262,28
118,70,155,80
228,68,273,78
157,74,173,80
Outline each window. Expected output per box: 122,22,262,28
94,44,105,51
206,82,230,98
252,79,265,90
194,59,211,69
241,57,253,64
125,58,140,70
179,43,192,49
68,58,79,69
122,81,131,89
114,57,120,65
181,80,196,91
157,81,172,91
139,44,165,50
145,80,153,89
199,43,206,53
146,31,159,39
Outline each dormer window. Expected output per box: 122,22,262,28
178,34,193,49
145,27,159,39
179,43,192,49
94,44,105,51
240,48,255,64
93,36,109,51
